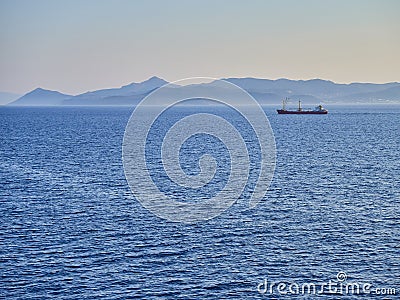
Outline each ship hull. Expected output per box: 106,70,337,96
277,109,328,115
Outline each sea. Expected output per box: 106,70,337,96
1,104,399,299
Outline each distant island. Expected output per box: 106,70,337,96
5,76,400,106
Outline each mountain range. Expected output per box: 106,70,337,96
6,76,400,106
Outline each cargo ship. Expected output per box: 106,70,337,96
277,98,328,114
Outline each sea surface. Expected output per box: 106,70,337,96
1,104,399,299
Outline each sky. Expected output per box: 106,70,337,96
0,0,399,95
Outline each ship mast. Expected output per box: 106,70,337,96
282,97,289,110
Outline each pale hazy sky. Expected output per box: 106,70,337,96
1,0,399,95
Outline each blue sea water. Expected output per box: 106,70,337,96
0,105,399,299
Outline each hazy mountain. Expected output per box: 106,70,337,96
63,92,151,106
224,78,400,103
8,88,72,106
7,77,400,106
63,76,168,105
0,92,21,105
335,86,400,103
